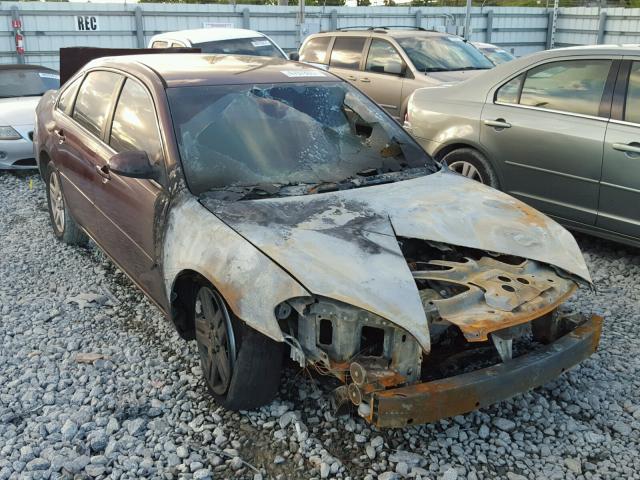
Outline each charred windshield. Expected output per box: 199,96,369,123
0,67,59,98
168,81,436,196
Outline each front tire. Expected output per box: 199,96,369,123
194,285,283,411
45,164,88,246
442,148,500,189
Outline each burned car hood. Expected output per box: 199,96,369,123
201,171,590,351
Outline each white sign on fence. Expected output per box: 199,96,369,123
75,16,99,32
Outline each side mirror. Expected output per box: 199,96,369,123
289,52,300,61
385,61,405,76
109,150,157,180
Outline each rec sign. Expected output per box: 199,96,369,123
75,16,99,31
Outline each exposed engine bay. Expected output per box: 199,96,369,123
278,239,590,425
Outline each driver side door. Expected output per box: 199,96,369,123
360,38,405,120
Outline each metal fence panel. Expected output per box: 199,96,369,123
2,3,640,70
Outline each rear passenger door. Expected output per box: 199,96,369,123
480,58,618,226
361,38,405,120
597,59,640,240
328,36,367,89
55,70,123,237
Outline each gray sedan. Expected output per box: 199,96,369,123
405,45,640,248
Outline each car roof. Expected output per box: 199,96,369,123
310,29,449,40
472,42,501,49
549,44,640,56
86,54,340,87
0,64,57,72
151,28,266,44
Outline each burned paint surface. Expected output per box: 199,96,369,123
162,195,310,341
201,170,590,351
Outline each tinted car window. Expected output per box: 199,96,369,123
110,79,163,166
0,68,59,98
496,74,524,104
519,60,611,117
167,81,435,195
481,47,515,65
330,37,366,70
73,71,122,138
396,36,492,72
193,38,285,58
625,61,640,124
300,37,331,64
152,41,168,48
366,39,403,75
57,77,82,114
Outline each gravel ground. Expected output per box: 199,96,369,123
1,170,640,480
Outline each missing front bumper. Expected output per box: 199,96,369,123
363,315,602,428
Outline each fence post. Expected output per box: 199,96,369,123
545,11,554,49
415,10,422,29
596,10,607,44
10,6,25,65
330,9,338,31
486,10,493,43
242,8,250,29
134,7,145,49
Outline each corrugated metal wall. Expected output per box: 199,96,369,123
1,2,639,71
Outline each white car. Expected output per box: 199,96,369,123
472,42,516,65
0,64,59,170
148,28,287,59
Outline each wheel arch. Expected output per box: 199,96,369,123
38,149,52,181
169,268,212,341
433,142,506,188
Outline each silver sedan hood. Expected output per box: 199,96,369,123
201,171,590,352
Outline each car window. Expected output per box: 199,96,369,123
519,60,611,117
496,74,524,104
365,39,404,76
330,37,366,70
72,71,122,138
109,79,163,167
192,37,285,59
625,61,640,124
151,41,168,49
396,36,493,72
171,42,184,48
0,68,59,98
481,47,515,65
299,37,331,64
57,76,82,115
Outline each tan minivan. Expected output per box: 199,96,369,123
298,27,493,120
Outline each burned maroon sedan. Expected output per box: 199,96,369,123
34,54,601,427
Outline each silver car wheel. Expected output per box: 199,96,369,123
49,171,65,233
449,161,485,183
194,287,237,396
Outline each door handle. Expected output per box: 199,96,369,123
612,142,640,156
346,75,357,81
95,164,111,181
484,119,511,129
360,77,371,83
54,128,65,144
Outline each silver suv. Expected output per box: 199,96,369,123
298,27,493,120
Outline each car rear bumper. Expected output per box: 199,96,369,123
367,314,602,427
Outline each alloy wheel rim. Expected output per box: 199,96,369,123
194,287,236,395
449,161,485,183
49,172,65,233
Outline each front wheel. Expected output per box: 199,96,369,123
194,285,283,410
442,148,500,189
45,164,88,246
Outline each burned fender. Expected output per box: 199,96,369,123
162,195,310,341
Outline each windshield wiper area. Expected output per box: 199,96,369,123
453,67,491,71
202,183,285,201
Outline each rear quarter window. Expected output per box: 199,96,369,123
300,37,331,64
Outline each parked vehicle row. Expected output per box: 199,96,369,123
405,45,640,248
0,64,59,170
31,50,600,427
